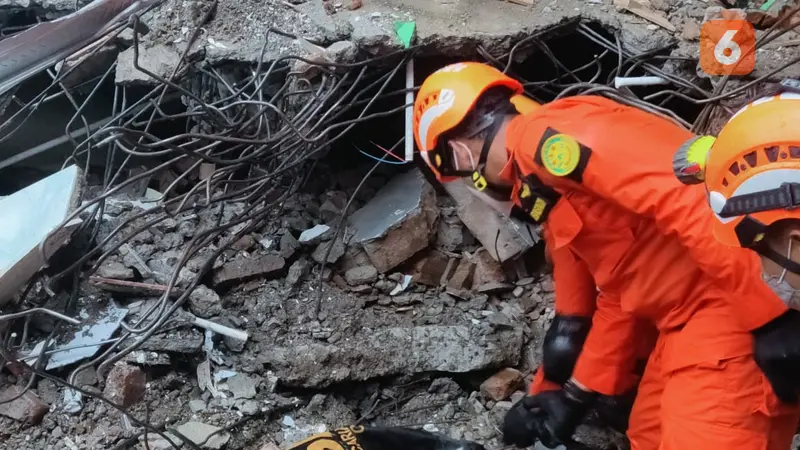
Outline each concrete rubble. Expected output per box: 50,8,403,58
0,385,50,425
0,157,568,449
257,325,524,388
480,368,524,402
443,181,537,263
348,169,438,273
0,165,82,307
103,363,146,408
4,0,793,448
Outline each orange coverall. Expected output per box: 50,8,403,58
500,95,800,450
529,238,656,395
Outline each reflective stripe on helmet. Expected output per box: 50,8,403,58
729,92,800,122
417,88,456,151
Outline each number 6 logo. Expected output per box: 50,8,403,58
700,19,756,76
714,30,742,65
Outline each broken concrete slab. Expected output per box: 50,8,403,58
478,281,515,295
348,169,438,273
115,44,195,86
299,224,331,244
344,264,378,286
257,325,523,388
471,249,506,289
174,421,231,449
447,259,475,291
112,0,328,86
0,165,82,307
311,237,346,265
212,254,286,288
220,373,258,399
140,431,184,450
286,258,312,286
0,0,154,97
280,231,300,260
0,385,49,425
443,180,535,263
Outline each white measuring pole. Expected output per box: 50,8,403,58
404,58,415,161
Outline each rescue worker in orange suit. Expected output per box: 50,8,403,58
510,240,658,446
412,61,800,449
672,92,800,400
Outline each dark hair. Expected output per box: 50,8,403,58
446,86,517,141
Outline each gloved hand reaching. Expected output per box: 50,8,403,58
527,380,595,449
502,380,595,449
593,389,637,433
752,309,800,403
502,395,547,448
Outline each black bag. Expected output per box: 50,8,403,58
287,426,486,450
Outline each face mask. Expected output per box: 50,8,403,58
450,141,477,173
763,238,800,311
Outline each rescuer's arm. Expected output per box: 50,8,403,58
570,291,640,396
530,234,597,395
575,146,787,331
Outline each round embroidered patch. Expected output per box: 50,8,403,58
541,134,581,177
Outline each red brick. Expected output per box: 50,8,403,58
104,364,146,407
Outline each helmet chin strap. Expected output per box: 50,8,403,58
470,114,506,192
755,239,800,276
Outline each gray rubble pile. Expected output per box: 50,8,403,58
0,164,613,450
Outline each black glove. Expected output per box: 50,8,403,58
502,396,547,448
526,380,596,449
542,315,592,385
752,310,800,403
593,389,637,433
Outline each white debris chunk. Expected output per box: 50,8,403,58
0,165,82,307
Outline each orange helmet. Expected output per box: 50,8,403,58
413,62,523,182
674,93,800,247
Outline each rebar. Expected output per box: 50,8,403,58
0,7,787,447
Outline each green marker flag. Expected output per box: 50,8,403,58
394,21,416,48
760,0,777,10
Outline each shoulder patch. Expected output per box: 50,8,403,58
534,127,592,182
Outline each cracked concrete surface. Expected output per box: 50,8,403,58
114,0,681,84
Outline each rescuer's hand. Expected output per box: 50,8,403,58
529,379,595,449
593,389,637,433
502,396,546,448
752,309,800,403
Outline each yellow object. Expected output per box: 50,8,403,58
531,197,547,221
472,171,488,191
540,133,581,177
685,135,715,177
510,94,541,114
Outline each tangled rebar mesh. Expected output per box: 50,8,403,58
0,3,798,447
